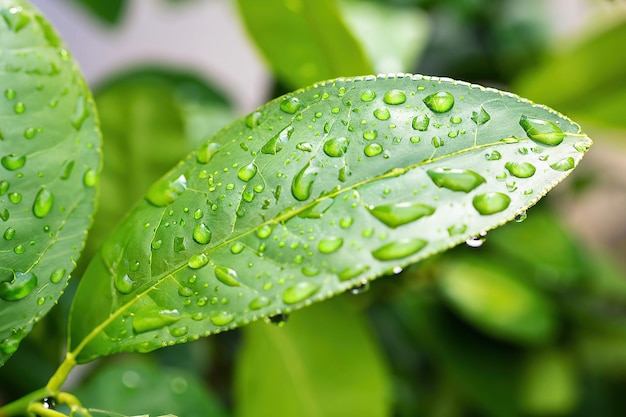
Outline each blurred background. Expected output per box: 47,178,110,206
2,0,626,416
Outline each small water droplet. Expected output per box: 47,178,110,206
318,236,343,254
245,111,262,128
383,89,406,105
368,202,435,228
3,227,15,240
472,192,511,215
210,311,235,326
4,88,15,100
515,211,527,222
574,141,591,153
261,125,294,154
301,265,321,276
505,161,536,178
471,106,491,125
230,242,244,254
151,239,162,250
323,137,349,157
8,192,21,204
13,244,24,254
291,161,319,201
170,326,189,338
0,272,37,301
1,154,26,170
485,151,501,161
339,216,353,229
466,231,487,248
32,188,54,218
132,307,181,334
363,130,378,140
188,253,209,269
13,102,25,114
177,286,193,297
338,265,370,281
237,162,258,182
373,108,391,121
145,174,187,207
296,142,313,152
550,157,575,171
23,127,36,139
71,96,90,130
450,116,462,124
360,90,376,102
364,143,383,157
427,168,485,192
249,296,272,310
280,97,303,114
114,273,135,295
193,209,203,219
423,92,454,113
215,266,241,287
197,142,221,164
1,6,30,32
282,282,320,304
268,313,289,326
82,168,98,187
350,282,370,295
519,116,565,146
192,223,211,245
0,180,8,195
447,224,467,236
256,224,273,239
372,238,427,260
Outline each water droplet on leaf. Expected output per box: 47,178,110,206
471,106,491,125
188,253,209,269
238,162,258,182
0,271,37,301
197,142,221,164
192,223,211,245
318,236,343,254
505,161,536,178
32,188,54,218
364,143,383,157
132,307,180,334
550,157,575,171
282,282,320,304
383,89,406,105
423,92,454,113
519,116,565,146
291,161,318,201
373,108,390,121
215,266,241,287
210,311,235,326
427,168,485,192
472,192,511,215
368,202,435,228
323,137,349,157
1,154,26,170
280,97,303,114
145,174,187,207
261,125,293,155
372,238,427,260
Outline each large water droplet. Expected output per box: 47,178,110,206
261,125,293,155
364,143,383,157
71,96,90,131
238,162,258,182
318,236,343,254
471,106,491,125
145,174,187,207
323,137,349,158
197,142,221,164
383,89,407,105
188,253,209,269
360,90,376,102
280,97,303,114
472,192,511,215
427,168,485,192
33,188,54,218
291,161,318,201
192,223,211,245
368,202,435,228
215,266,241,287
210,311,235,326
412,114,430,131
485,151,501,161
282,282,320,304
0,272,37,301
83,168,98,187
505,161,536,178
8,192,21,204
256,224,273,239
550,157,575,171
1,154,26,171
373,108,391,121
519,116,565,146
1,6,31,32
245,111,262,128
372,238,427,261
3,227,15,240
13,102,25,114
114,273,136,295
423,92,454,113
132,307,181,334
249,296,272,310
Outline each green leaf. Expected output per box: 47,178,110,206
236,0,373,89
0,0,101,366
339,0,429,73
68,74,591,362
65,0,127,25
73,359,228,417
233,297,391,417
83,68,233,269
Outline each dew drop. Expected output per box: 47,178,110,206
132,307,180,334
215,266,241,287
364,143,383,157
339,216,353,229
192,223,211,245
515,211,527,222
268,313,289,326
230,242,244,254
245,111,262,128
296,142,313,152
323,137,349,157
32,188,54,218
373,108,391,121
261,125,293,154
13,244,24,254
249,296,272,310
114,273,135,295
1,6,30,32
177,286,193,297
188,253,209,269
447,224,467,237
0,180,8,195
360,90,376,102
412,114,430,131
466,232,487,248
350,282,370,295
193,209,203,219
237,162,258,182
3,227,15,240
383,89,407,105
196,142,221,164
363,130,378,141
423,92,454,113
485,151,501,161
427,168,485,192
71,96,90,131
13,102,25,114
318,236,343,254
1,154,26,171
210,311,235,326
291,161,318,201
471,106,491,125
82,168,98,187
8,192,21,204
338,265,370,281
450,116,462,124
256,224,273,239
368,202,435,228
0,272,37,301
302,265,321,276
574,141,591,153
505,161,536,178
23,127,36,139
472,192,511,215
280,97,303,114
145,174,187,207
519,116,565,146
372,238,427,261
170,326,189,338
4,88,15,100
550,157,575,171
282,282,320,304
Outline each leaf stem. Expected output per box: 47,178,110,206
45,352,77,393
0,387,48,417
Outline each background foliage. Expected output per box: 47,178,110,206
2,0,626,416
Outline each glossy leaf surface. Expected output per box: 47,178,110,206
0,0,100,365
236,0,373,89
69,74,591,362
234,298,391,417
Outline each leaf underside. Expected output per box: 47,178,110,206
0,0,101,365
69,73,591,363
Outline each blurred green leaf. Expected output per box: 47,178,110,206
514,17,626,129
0,0,101,366
339,0,429,73
233,297,391,417
66,0,127,24
236,0,373,89
74,359,228,417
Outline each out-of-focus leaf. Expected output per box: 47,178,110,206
339,0,429,73
0,0,101,366
233,297,391,417
68,74,591,363
236,0,373,89
73,359,228,417
84,69,233,264
514,17,626,129
65,0,127,24
519,349,579,416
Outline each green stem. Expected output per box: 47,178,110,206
0,387,48,417
45,353,77,394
